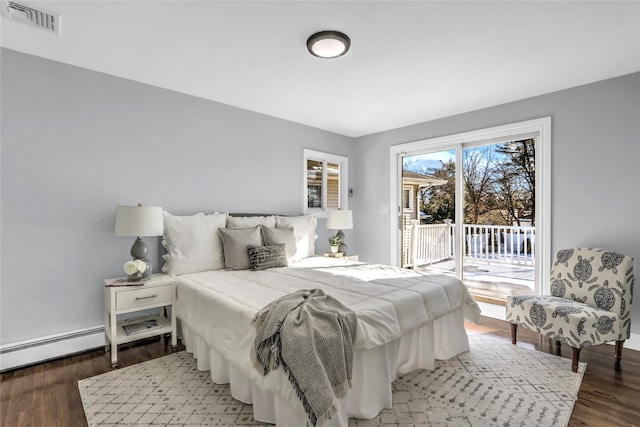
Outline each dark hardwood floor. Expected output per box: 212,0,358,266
1,318,639,426
1,337,185,427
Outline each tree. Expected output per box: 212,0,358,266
463,146,495,224
408,139,535,227
494,139,535,225
492,163,523,225
421,160,455,223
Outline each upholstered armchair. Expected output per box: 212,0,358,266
506,248,634,372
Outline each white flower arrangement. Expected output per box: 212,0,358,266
123,259,147,276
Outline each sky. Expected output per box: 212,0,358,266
403,144,511,175
403,149,455,174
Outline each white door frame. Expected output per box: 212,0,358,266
389,117,551,294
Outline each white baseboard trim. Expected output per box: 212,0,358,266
477,301,640,351
0,326,105,371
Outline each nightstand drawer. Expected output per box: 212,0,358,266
116,285,173,310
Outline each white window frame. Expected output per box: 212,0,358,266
303,149,349,217
402,187,414,212
389,117,551,295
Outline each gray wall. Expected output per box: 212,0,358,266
0,48,355,344
2,47,639,346
351,72,640,331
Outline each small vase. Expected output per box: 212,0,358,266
330,245,339,253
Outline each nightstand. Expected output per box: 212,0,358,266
323,253,359,262
104,273,176,368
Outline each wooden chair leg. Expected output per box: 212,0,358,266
571,347,581,373
510,323,518,344
615,340,625,363
554,339,562,355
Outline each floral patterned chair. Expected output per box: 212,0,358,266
506,248,634,372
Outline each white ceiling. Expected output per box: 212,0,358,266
1,1,639,137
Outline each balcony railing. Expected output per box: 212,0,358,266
403,219,535,268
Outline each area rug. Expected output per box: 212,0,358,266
79,332,585,426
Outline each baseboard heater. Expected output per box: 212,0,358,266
0,326,105,371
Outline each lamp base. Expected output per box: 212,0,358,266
338,242,348,256
138,258,152,278
336,230,347,256
130,237,152,278
130,237,148,260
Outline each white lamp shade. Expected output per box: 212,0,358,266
115,205,163,237
327,209,353,230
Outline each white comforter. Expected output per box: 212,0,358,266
175,258,480,400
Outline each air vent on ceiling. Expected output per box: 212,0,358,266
1,0,60,35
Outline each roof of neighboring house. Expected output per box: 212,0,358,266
402,170,448,188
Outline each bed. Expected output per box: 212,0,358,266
162,212,481,426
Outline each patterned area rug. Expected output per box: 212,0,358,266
79,332,585,427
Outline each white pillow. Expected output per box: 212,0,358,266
227,215,276,229
275,215,317,261
162,211,228,274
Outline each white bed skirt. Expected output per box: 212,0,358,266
180,308,470,426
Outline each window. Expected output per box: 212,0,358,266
402,187,414,212
303,149,348,216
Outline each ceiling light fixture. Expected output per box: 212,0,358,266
307,30,351,58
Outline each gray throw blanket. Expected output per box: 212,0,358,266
251,289,357,426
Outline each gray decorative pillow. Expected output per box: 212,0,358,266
261,226,297,260
248,244,288,271
218,226,263,270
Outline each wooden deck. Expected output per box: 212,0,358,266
416,259,535,305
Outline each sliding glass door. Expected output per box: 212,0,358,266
400,138,538,303
400,149,457,278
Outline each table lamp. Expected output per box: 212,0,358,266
327,209,353,256
115,204,163,278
